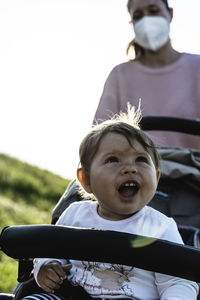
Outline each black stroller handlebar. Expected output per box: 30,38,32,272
140,116,200,135
1,225,200,282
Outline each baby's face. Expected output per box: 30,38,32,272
88,132,160,220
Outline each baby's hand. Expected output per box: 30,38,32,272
37,260,72,293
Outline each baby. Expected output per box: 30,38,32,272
33,105,198,300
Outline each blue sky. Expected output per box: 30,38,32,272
0,0,200,179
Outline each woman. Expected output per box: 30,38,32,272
52,0,200,224
94,0,200,149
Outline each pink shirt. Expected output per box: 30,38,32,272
94,53,200,149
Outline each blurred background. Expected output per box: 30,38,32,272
0,0,200,180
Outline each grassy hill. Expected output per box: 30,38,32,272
0,153,70,293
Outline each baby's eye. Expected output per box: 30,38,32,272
136,156,149,163
105,156,119,164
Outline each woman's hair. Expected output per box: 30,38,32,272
127,0,170,13
79,105,160,174
126,0,170,58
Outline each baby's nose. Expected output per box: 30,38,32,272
120,164,137,175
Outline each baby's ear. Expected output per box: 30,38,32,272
156,169,161,182
77,168,92,193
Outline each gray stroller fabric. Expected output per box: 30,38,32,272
159,147,200,192
149,147,200,228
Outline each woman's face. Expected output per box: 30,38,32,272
129,0,171,25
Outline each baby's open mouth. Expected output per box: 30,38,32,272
118,181,139,197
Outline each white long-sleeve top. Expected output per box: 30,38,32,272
34,201,199,300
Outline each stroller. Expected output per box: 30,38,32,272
0,115,200,300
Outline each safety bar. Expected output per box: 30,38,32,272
1,225,200,282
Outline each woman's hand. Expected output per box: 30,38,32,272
37,260,72,293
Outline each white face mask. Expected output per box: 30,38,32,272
134,16,170,51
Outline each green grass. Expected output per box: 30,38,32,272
0,153,70,293
0,252,18,292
